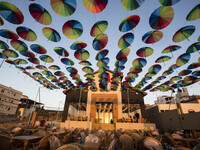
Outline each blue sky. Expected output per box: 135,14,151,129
0,0,199,110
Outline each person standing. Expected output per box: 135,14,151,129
135,112,140,123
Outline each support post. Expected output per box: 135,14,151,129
62,93,70,122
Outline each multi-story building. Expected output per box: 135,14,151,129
154,95,174,104
0,84,22,115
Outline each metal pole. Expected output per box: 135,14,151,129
77,89,82,117
127,89,130,117
56,101,62,122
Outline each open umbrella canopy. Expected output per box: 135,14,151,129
186,3,200,21
159,0,181,6
70,41,87,50
30,44,47,54
186,42,200,54
0,29,19,39
2,49,18,58
54,71,65,76
95,49,109,60
0,40,9,49
79,60,92,66
10,39,28,52
149,6,174,30
48,65,60,70
132,58,147,68
54,47,69,57
142,30,163,44
148,64,162,76
116,48,130,60
162,45,181,54
42,70,53,76
82,0,108,13
136,47,154,58
0,52,8,59
14,58,28,65
119,15,140,32
28,57,40,65
50,0,77,17
155,56,171,63
62,20,83,39
74,49,90,61
170,76,182,81
176,53,191,66
0,16,4,26
16,26,37,41
29,3,52,25
172,25,195,42
92,33,108,50
82,66,94,73
118,32,134,49
0,1,24,24
39,55,54,63
178,69,192,76
192,70,200,77
187,62,200,70
42,27,61,42
61,58,74,66
20,51,35,58
90,20,108,37
121,0,145,11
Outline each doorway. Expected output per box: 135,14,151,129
95,102,113,124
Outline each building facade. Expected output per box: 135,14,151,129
0,84,22,115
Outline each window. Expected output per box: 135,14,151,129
1,89,4,93
7,107,10,111
13,93,16,96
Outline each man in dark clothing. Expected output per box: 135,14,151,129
135,112,140,123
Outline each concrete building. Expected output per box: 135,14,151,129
59,70,156,130
146,96,200,132
0,84,22,115
154,95,174,104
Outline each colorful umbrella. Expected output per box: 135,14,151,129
0,29,19,39
186,3,200,21
129,67,142,73
25,66,35,70
136,47,154,58
39,55,54,63
198,35,200,41
149,6,174,30
95,49,109,60
159,0,181,6
132,58,147,68
192,70,200,77
119,15,140,32
115,58,127,67
121,0,145,11
127,72,138,78
82,0,108,13
5,59,16,65
54,71,65,76
187,62,200,69
42,70,53,76
118,32,134,49
0,40,9,49
42,27,61,42
14,59,28,65
30,44,47,54
0,1,24,24
92,33,108,50
28,57,40,65
16,66,25,72
0,17,4,26
29,3,52,25
20,51,35,58
97,57,109,67
2,49,18,58
74,49,90,61
184,76,197,82
62,20,83,39
36,65,47,70
161,45,181,57
116,48,130,60
59,76,68,81
82,66,94,73
178,69,192,76
142,30,163,44
48,65,60,70
156,76,166,81
10,39,28,52
162,70,173,76
61,58,74,66
168,64,180,71
148,64,162,76
33,72,43,78
79,60,92,66
50,0,76,17
90,20,108,37
186,42,200,54
66,67,78,74
70,41,87,50
0,52,8,59
176,53,190,66
172,25,195,42
155,56,171,64
54,47,69,57
16,26,37,41
170,76,182,81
